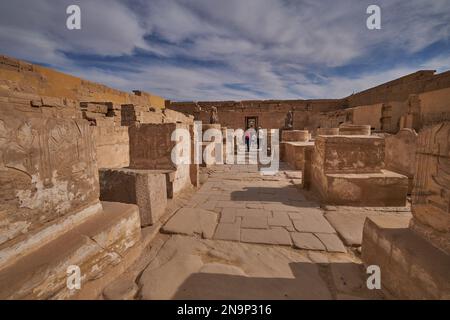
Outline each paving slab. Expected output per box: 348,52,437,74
268,211,293,227
241,227,292,246
290,232,326,251
213,218,241,242
162,208,218,239
315,233,347,253
241,216,268,229
291,212,336,234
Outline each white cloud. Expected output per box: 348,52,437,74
0,0,449,101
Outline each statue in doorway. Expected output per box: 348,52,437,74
210,106,219,124
193,102,202,121
284,110,293,130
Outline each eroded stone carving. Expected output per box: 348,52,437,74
411,121,450,254
0,111,99,246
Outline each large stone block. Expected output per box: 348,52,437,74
316,128,339,136
282,141,314,170
323,170,408,206
339,124,371,135
282,130,310,142
128,123,192,195
93,126,130,169
361,215,450,299
313,135,385,174
99,168,167,226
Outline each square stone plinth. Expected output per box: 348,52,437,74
99,168,167,226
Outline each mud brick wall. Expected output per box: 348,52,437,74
0,108,100,249
411,121,450,254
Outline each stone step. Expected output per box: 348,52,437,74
0,202,141,300
362,215,450,299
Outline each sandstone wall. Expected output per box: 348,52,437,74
0,100,100,250
347,70,450,107
0,55,165,108
94,126,130,169
411,121,450,254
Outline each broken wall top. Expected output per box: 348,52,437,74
0,55,165,108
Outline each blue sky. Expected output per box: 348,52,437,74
0,0,449,101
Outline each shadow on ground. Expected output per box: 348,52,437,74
230,186,318,208
172,261,379,300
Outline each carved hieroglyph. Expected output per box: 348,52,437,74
0,112,99,246
411,121,450,254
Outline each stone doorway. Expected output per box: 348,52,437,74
245,116,258,130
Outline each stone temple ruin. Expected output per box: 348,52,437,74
0,55,449,299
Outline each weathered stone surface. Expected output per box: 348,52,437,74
339,124,371,135
103,276,138,300
162,208,218,239
314,233,347,253
241,227,292,246
317,128,339,136
241,216,268,229
291,232,326,251
324,170,408,206
411,122,450,254
93,126,129,169
0,202,141,299
311,134,408,206
99,168,167,226
128,123,192,196
213,218,241,242
282,130,310,142
268,211,293,227
291,212,335,234
385,128,417,193
0,115,100,248
313,135,385,174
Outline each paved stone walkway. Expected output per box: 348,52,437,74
104,162,390,300
162,163,347,253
